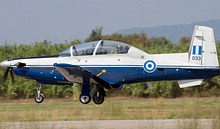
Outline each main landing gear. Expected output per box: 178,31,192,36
79,84,106,105
34,84,44,103
79,95,91,104
92,85,106,105
33,83,106,105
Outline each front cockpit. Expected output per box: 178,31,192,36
59,40,131,57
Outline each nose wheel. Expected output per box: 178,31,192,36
34,84,44,103
35,93,44,103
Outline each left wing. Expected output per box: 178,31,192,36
53,63,120,89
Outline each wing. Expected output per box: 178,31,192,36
53,63,121,89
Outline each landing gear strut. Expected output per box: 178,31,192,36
79,83,91,104
34,84,44,103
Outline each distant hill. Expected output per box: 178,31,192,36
115,19,220,43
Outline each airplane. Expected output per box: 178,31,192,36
0,25,220,105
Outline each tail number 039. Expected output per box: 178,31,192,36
192,56,201,61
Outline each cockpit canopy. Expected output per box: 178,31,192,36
59,40,131,57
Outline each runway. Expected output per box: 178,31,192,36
0,119,216,129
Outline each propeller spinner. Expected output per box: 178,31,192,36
0,60,14,83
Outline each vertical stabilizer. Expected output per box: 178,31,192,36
188,26,219,66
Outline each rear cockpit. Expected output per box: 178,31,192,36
59,40,131,57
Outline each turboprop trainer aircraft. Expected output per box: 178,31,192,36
0,25,220,104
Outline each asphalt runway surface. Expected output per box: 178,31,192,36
0,119,215,129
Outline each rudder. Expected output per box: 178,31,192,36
188,26,219,66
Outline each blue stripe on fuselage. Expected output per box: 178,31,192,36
12,65,219,85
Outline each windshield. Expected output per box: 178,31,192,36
96,40,130,55
59,47,71,57
58,40,131,57
72,41,99,56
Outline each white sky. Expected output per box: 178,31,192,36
0,0,220,44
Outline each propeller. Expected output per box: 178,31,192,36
1,61,26,83
146,82,153,89
3,67,15,83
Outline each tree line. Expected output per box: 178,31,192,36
0,27,220,99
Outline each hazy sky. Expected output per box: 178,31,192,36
0,0,220,44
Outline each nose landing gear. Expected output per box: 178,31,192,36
34,84,44,103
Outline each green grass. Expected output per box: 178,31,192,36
0,97,220,122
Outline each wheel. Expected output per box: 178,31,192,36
93,93,105,105
34,93,44,103
79,95,91,104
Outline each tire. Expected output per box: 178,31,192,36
93,93,105,105
79,95,91,104
34,93,44,103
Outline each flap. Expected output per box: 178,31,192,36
178,79,203,88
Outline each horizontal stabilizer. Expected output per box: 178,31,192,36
178,79,203,88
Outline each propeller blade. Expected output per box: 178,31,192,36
9,68,15,83
146,82,153,89
3,67,10,82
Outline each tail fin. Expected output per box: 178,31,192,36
188,26,219,66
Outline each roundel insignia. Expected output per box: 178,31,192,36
143,60,157,73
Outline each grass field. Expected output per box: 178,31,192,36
0,97,220,122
